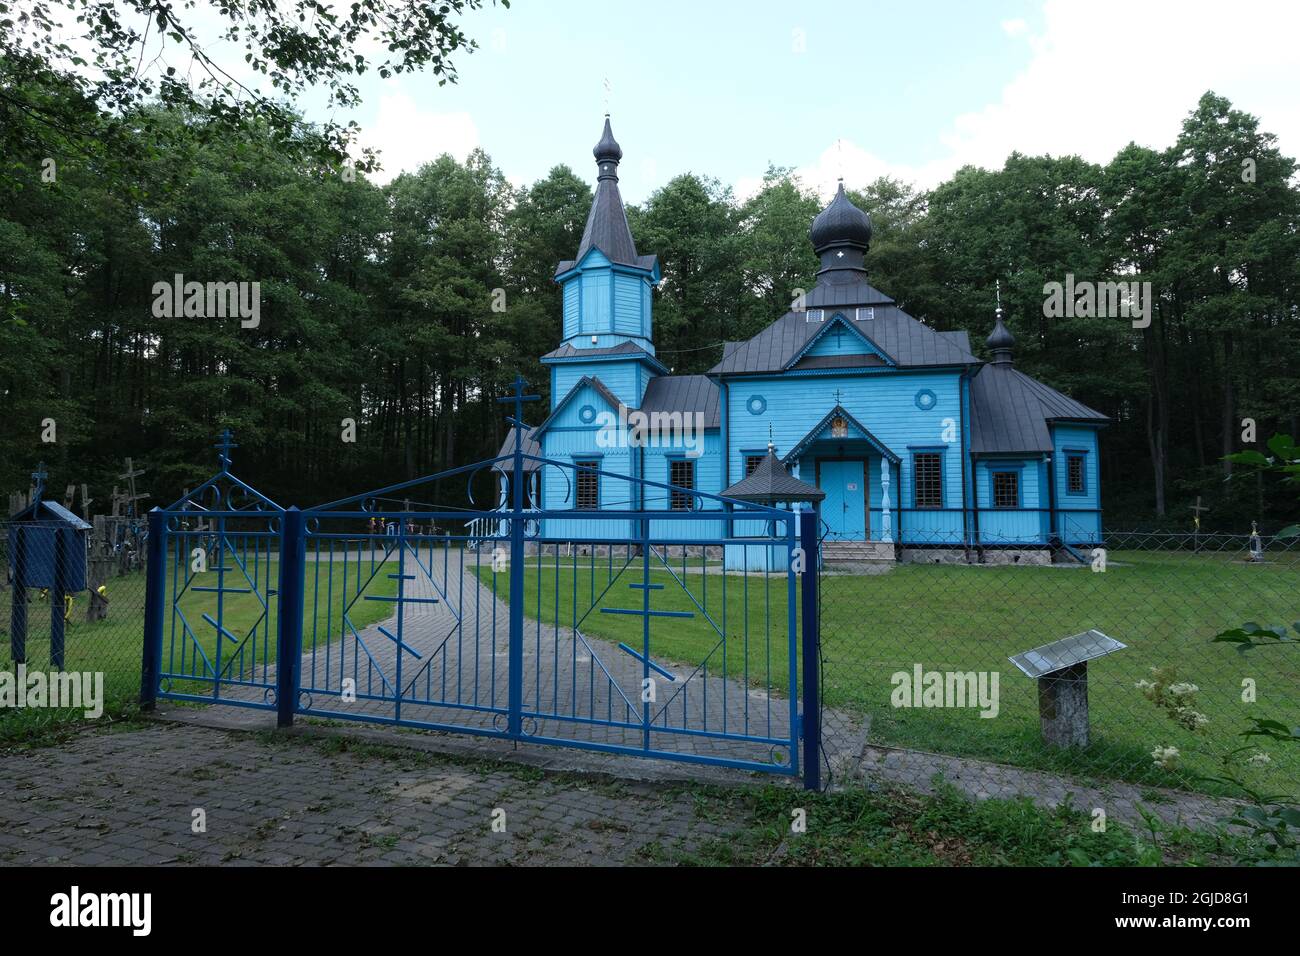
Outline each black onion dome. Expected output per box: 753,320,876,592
809,181,872,253
593,115,623,164
986,312,1015,351
986,307,1015,365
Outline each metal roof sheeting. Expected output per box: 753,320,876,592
639,375,720,428
722,450,825,503
493,426,541,472
541,342,667,373
710,283,978,375
969,363,1108,454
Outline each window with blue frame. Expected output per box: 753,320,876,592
913,452,942,508
1066,452,1087,494
992,470,1019,508
575,460,600,509
669,458,695,511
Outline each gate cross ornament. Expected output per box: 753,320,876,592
215,429,238,470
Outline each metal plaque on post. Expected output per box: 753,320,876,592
1010,629,1126,749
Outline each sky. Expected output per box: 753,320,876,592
38,0,1300,202
330,0,1300,200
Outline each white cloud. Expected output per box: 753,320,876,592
359,94,480,184
760,0,1300,200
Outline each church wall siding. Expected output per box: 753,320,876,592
540,427,635,542
580,270,611,334
552,361,642,411
562,279,581,340
973,458,1043,544
613,273,643,336
799,318,890,361
644,431,724,540
1051,424,1102,543
727,370,967,543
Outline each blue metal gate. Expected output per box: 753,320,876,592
142,390,821,784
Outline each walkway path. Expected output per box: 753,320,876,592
0,722,747,866
204,541,858,770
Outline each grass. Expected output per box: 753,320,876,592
472,549,1300,798
673,779,1247,866
0,559,397,739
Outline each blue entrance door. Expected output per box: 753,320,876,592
820,459,867,540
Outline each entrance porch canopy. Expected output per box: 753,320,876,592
780,405,900,467
781,405,899,544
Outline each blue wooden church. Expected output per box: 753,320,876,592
498,118,1107,565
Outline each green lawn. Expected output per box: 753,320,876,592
473,550,1300,798
0,558,397,738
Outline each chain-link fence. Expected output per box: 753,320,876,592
0,519,148,740
6,505,1297,813
818,527,1300,808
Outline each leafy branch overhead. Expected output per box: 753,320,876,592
0,0,505,175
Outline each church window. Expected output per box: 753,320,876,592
670,459,695,511
576,461,600,510
1067,454,1086,494
914,453,942,509
806,309,824,323
993,471,1019,509
856,307,874,321
745,455,764,477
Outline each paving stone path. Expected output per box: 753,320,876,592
202,541,858,769
0,722,754,866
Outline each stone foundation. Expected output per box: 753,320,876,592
898,547,969,565
897,546,1052,566
978,548,1051,566
521,542,723,560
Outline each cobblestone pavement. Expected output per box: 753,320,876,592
203,541,861,768
0,721,756,866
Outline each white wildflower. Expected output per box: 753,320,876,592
1151,745,1180,770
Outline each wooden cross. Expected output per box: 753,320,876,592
1190,496,1210,531
80,483,93,520
30,463,48,505
117,458,149,518
63,484,76,510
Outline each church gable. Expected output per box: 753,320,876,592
787,313,894,370
532,375,624,438
784,405,901,466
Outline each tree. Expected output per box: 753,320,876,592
630,174,742,372
0,0,505,185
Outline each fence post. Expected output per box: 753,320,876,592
507,429,525,738
799,509,821,791
51,524,66,670
277,506,306,728
10,526,27,664
140,508,165,710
